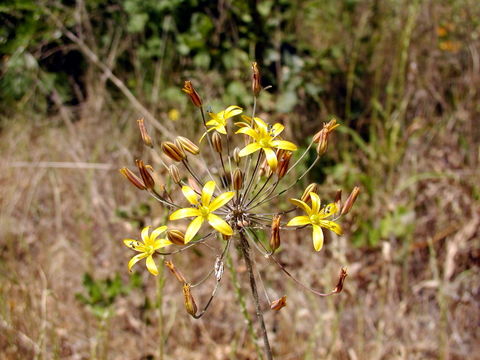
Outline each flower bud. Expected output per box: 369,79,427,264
182,80,202,107
332,267,348,294
135,160,155,190
137,118,153,148
119,167,146,190
183,283,197,317
277,151,292,179
233,147,241,165
176,136,200,155
313,119,340,156
233,168,243,190
174,138,186,158
270,296,287,311
251,62,261,96
270,215,281,252
259,158,272,177
168,164,181,184
212,132,223,153
164,260,186,283
341,186,360,215
167,229,185,245
301,183,319,203
161,142,186,162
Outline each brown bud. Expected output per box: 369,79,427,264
164,260,186,283
135,160,155,190
212,132,223,153
176,136,200,155
270,296,287,311
119,167,146,190
167,229,185,246
161,142,186,162
301,183,319,203
259,158,273,177
183,283,197,317
251,62,261,96
270,215,281,252
313,118,340,156
182,80,202,107
233,168,243,190
168,164,181,184
233,147,241,165
334,189,342,211
137,118,153,148
277,151,292,179
341,186,360,215
332,267,348,294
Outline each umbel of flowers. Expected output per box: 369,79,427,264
120,62,359,359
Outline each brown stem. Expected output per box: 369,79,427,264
239,231,273,360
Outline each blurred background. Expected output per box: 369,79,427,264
1,0,479,359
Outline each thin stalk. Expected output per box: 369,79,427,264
241,152,262,206
156,261,166,360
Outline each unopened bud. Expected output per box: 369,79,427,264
251,62,261,96
233,168,243,190
119,167,146,190
182,80,202,107
162,142,186,162
341,186,360,215
137,118,153,148
183,283,197,317
277,151,292,178
168,164,181,184
167,229,185,245
332,267,348,294
313,119,340,156
164,260,186,283
270,296,287,311
135,160,155,190
301,183,319,202
174,138,186,158
212,132,223,153
233,148,241,165
270,215,281,252
259,158,273,177
176,136,200,155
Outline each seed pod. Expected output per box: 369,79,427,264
119,168,146,190
183,283,197,317
168,164,181,184
182,80,202,107
301,183,319,203
161,142,186,162
251,62,261,96
167,229,185,246
135,160,155,190
164,260,186,283
332,267,348,294
212,132,223,153
137,118,153,148
341,186,360,215
233,147,241,165
176,136,200,155
233,168,243,190
270,215,281,252
277,151,292,179
270,296,287,311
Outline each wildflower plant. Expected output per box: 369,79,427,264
120,62,359,359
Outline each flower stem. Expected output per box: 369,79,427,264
239,231,273,360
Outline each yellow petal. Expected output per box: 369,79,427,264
123,239,146,252
169,207,200,220
312,225,324,251
182,186,199,205
153,238,172,250
310,193,321,214
286,216,311,227
145,255,159,276
217,125,227,134
209,191,235,211
206,119,219,126
236,127,258,139
253,117,268,131
320,202,338,218
201,181,216,205
141,226,151,243
271,140,297,151
239,143,262,157
128,253,148,272
263,147,278,170
319,220,343,235
223,105,243,119
289,198,312,215
184,216,204,243
150,226,168,242
271,123,284,136
207,214,233,235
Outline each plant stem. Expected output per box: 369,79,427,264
239,232,273,360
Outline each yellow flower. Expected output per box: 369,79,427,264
236,117,297,170
123,226,172,276
205,105,243,136
286,192,342,251
169,181,234,243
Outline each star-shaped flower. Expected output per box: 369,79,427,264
169,181,234,243
204,105,243,135
286,192,342,251
123,226,172,275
